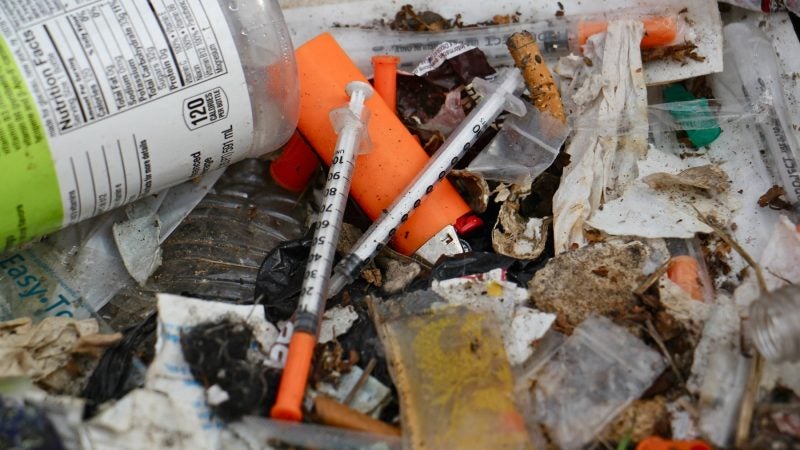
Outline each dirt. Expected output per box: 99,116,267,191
528,241,650,334
601,396,670,443
180,318,278,421
758,185,793,210
641,42,705,64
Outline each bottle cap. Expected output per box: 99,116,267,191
269,131,319,192
454,213,484,237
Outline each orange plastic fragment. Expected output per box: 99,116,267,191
667,255,704,301
637,436,711,450
372,55,400,113
578,16,678,49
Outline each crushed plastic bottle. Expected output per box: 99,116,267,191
100,158,309,329
749,284,800,363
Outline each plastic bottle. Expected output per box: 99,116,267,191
100,157,309,329
748,284,800,363
152,158,309,302
0,0,298,252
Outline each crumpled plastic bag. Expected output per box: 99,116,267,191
254,229,314,323
0,317,121,394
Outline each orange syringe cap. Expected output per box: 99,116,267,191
295,33,471,256
270,331,317,422
667,255,704,301
269,131,319,192
578,15,678,49
372,55,400,113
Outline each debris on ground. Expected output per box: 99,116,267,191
492,198,551,261
529,241,652,333
0,317,121,395
586,153,734,239
3,1,800,449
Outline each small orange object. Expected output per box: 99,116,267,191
667,255,704,301
372,55,400,113
637,436,711,450
313,395,401,436
578,16,678,49
295,33,471,255
269,131,319,192
270,331,317,421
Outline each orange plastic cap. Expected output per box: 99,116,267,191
637,437,710,450
372,55,400,113
270,331,317,421
578,15,678,49
295,33,471,255
667,255,704,301
269,131,319,192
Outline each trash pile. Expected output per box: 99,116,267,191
1,0,800,449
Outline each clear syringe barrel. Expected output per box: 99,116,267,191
330,9,681,76
725,23,800,212
327,69,525,298
295,82,372,331
330,22,571,75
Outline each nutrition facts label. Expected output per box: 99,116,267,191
0,0,253,248
0,0,229,136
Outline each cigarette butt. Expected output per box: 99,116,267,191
667,255,704,301
578,16,678,49
372,55,400,113
506,31,566,124
313,395,401,437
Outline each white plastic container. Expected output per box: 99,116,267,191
0,0,298,251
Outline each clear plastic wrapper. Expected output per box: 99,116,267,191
0,170,223,321
719,0,799,14
571,98,760,136
467,104,570,185
372,289,534,450
723,22,800,215
517,315,666,449
330,7,689,76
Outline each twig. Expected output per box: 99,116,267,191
634,260,671,297
691,206,767,293
736,355,764,447
690,207,766,446
644,320,685,386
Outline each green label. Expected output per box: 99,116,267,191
0,36,62,252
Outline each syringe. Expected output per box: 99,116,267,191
725,23,800,216
271,81,373,422
326,68,526,298
329,11,680,76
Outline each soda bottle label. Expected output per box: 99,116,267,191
0,0,253,251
